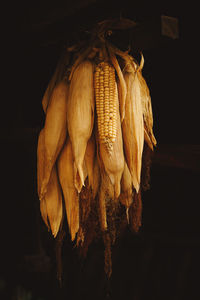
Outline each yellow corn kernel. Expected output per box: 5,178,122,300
94,61,118,151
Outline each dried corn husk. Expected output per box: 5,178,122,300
144,126,154,151
84,134,96,189
137,55,157,149
119,161,133,209
67,60,94,193
40,198,49,229
40,79,68,200
122,66,144,193
44,165,63,237
57,139,79,241
42,51,71,113
99,82,124,198
37,36,156,278
108,48,127,122
37,129,45,198
37,129,49,229
69,47,93,81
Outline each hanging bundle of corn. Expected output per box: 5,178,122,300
37,18,157,279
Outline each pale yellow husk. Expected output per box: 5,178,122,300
57,139,79,241
37,129,45,198
108,47,127,122
67,60,94,193
137,55,157,149
119,161,133,208
37,129,49,229
119,161,133,223
122,68,144,193
42,52,70,113
40,79,68,200
44,165,63,237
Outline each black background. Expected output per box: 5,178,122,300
1,1,200,299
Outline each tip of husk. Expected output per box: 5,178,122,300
52,227,59,238
133,180,140,194
74,163,85,193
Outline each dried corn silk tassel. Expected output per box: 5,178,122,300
80,179,92,224
119,161,133,223
37,129,49,229
40,79,68,200
108,46,127,121
141,142,153,191
94,61,117,153
99,82,124,198
44,165,63,238
129,190,142,233
67,60,94,193
76,226,85,248
57,139,79,241
122,68,144,193
82,136,98,223
96,153,112,231
103,231,112,278
77,193,99,257
137,54,157,148
98,178,108,231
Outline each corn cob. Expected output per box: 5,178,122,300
138,74,157,148
40,79,68,200
99,81,124,198
67,60,94,193
119,161,133,209
122,67,144,193
37,129,49,229
137,54,157,148
94,61,117,152
38,128,62,237
57,139,79,241
38,128,63,237
44,165,63,237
